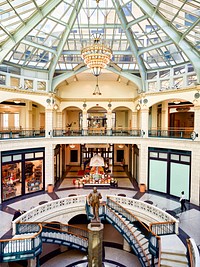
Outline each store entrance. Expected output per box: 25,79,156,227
81,144,113,170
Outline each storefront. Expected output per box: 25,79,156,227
148,147,191,199
1,147,45,201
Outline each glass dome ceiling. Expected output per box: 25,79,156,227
0,0,199,79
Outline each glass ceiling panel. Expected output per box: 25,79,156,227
0,0,45,44
1,0,199,73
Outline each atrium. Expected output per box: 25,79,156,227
0,0,200,266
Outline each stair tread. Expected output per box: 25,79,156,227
161,253,188,263
161,259,188,267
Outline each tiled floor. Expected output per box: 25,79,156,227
0,165,199,267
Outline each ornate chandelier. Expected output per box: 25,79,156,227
81,34,112,77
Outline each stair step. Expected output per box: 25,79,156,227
161,253,188,264
138,236,148,245
161,249,187,256
160,259,188,267
137,236,145,241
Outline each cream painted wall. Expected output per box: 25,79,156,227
58,80,138,99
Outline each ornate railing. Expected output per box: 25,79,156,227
0,221,89,263
149,221,176,235
0,223,42,263
187,238,200,267
12,195,87,235
42,222,88,251
107,195,179,234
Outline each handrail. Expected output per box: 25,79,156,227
107,197,162,266
107,197,150,232
12,195,87,235
0,223,42,242
187,238,200,267
0,223,43,261
107,195,179,234
106,206,151,267
41,221,89,240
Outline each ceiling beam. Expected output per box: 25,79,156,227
21,40,57,55
49,0,85,90
52,65,88,91
112,0,146,92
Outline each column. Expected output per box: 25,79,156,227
131,111,138,129
106,109,112,135
82,109,88,135
194,105,200,140
161,102,168,130
137,143,148,187
45,108,53,137
45,144,55,187
151,105,157,130
25,100,32,129
191,105,200,205
88,223,104,267
55,111,63,129
139,107,149,137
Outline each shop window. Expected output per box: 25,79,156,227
25,160,43,194
2,162,22,201
1,148,44,201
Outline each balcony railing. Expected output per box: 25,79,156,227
53,128,142,137
149,128,194,139
0,127,195,139
0,129,45,139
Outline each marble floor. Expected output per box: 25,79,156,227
0,166,199,267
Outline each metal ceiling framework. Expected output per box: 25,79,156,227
0,0,199,92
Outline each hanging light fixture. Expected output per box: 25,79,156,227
81,33,112,77
80,0,112,76
93,76,101,95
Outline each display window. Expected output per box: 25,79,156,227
25,160,43,194
1,148,44,201
2,162,22,200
